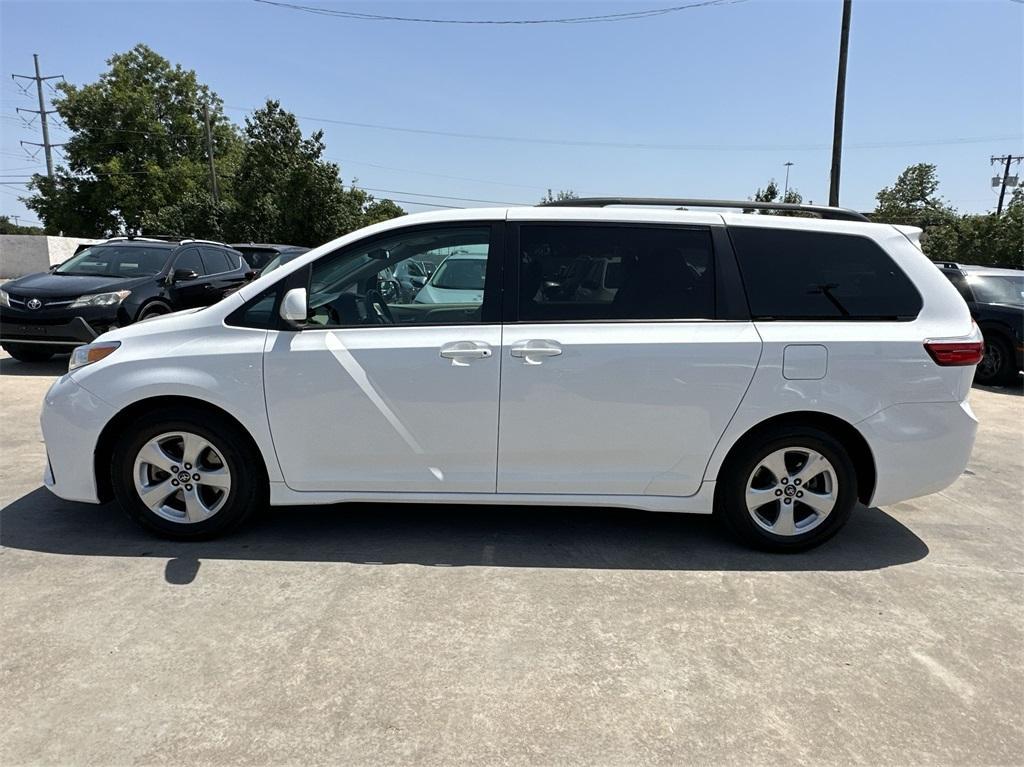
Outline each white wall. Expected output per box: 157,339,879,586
0,235,101,278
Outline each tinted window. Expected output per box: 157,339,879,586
518,225,715,322
200,247,233,274
943,271,974,302
174,248,205,276
307,226,494,327
730,228,922,320
967,274,1024,307
55,245,171,277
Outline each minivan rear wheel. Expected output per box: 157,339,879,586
111,408,264,540
717,426,857,552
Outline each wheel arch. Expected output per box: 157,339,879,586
713,411,877,506
134,298,173,322
94,395,269,503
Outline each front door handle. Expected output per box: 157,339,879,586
510,339,563,365
440,340,493,366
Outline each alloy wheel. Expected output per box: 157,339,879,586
745,447,838,537
133,431,232,523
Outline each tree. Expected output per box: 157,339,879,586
540,188,579,204
0,216,44,235
224,101,403,247
24,44,241,236
873,163,955,229
746,179,803,214
921,189,1023,269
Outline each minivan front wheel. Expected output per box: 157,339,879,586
718,427,857,551
111,409,264,539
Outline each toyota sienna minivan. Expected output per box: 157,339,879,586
38,199,982,551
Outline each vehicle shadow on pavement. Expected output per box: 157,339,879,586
1,487,928,581
0,356,70,377
973,379,1023,397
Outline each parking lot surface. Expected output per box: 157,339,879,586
1,351,1022,766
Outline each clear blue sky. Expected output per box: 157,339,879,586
1,0,1022,227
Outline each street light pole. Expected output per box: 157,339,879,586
829,0,853,207
783,162,794,201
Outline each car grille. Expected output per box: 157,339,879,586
6,294,76,309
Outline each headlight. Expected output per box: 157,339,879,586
69,290,131,308
0,289,9,308
69,341,121,372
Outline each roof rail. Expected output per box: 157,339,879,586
537,197,871,222
180,238,230,247
104,235,181,243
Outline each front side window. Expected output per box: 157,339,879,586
730,227,923,320
55,245,172,277
518,225,715,322
306,226,495,328
173,248,206,277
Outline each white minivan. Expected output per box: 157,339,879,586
40,199,982,551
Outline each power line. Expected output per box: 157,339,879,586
251,0,744,25
223,106,1021,152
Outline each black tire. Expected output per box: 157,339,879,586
2,343,54,362
716,425,858,552
975,333,1016,386
111,407,266,540
137,302,171,322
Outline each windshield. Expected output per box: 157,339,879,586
261,254,285,275
968,274,1024,307
55,245,171,277
430,258,486,290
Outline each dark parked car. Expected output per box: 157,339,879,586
0,237,251,362
938,262,1023,385
230,243,309,272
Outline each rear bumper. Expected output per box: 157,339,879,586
40,374,114,504
858,399,979,507
0,316,99,347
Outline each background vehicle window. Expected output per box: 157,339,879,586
306,226,493,327
730,228,923,320
54,245,170,277
200,247,233,274
943,271,974,302
518,225,715,322
174,248,205,276
967,274,1024,307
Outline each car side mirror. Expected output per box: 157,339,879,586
172,268,200,282
279,287,308,327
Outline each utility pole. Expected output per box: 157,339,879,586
828,0,853,207
12,54,63,179
991,154,1022,216
783,161,794,201
202,102,220,204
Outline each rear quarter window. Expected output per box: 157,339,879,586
729,227,922,320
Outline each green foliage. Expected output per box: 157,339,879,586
540,188,579,204
747,180,803,214
0,216,44,235
873,163,956,229
873,164,1022,269
25,44,240,236
23,47,403,246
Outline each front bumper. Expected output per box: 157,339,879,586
40,374,115,504
858,399,979,508
0,315,99,347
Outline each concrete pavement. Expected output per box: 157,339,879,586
1,352,1021,765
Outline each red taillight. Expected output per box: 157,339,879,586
924,340,984,366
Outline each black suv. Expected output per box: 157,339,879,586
230,243,309,272
937,262,1023,385
0,237,252,362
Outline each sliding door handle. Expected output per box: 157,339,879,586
510,339,563,365
440,340,492,366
